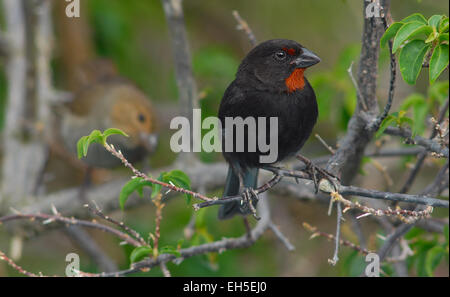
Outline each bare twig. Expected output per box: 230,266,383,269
104,143,215,202
331,191,434,224
315,133,336,154
384,126,449,158
73,197,272,277
367,15,397,132
369,159,394,187
160,262,171,277
421,160,449,196
303,223,374,256
347,61,367,111
377,160,450,267
257,166,449,208
0,212,142,247
377,224,414,262
0,250,42,277
269,223,295,251
366,147,425,157
338,185,448,208
329,202,342,265
84,202,147,246
232,10,258,47
153,193,164,255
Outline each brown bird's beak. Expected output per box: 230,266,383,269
139,132,158,153
291,48,321,68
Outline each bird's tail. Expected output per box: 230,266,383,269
218,166,258,220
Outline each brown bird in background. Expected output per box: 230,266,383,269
52,2,158,170
59,59,159,169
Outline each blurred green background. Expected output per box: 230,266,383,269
0,0,448,277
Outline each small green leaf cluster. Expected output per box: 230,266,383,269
376,81,448,138
119,170,192,210
404,225,449,276
77,128,192,264
381,13,449,84
129,244,182,264
121,170,191,262
76,128,128,159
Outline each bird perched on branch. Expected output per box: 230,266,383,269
218,39,320,219
59,59,158,169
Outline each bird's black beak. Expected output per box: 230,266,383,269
291,48,321,68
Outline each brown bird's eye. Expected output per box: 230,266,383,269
138,114,146,122
274,51,287,61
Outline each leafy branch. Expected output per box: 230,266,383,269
381,13,449,84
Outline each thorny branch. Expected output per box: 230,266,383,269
0,196,272,277
0,209,142,247
0,251,41,277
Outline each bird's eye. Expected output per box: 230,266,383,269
138,114,146,123
274,51,287,61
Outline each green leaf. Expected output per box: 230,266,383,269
151,170,192,203
412,103,428,136
76,128,130,159
76,136,89,159
76,130,105,158
399,93,429,135
405,227,425,240
428,81,449,103
399,40,431,84
376,115,397,138
103,128,129,139
401,93,426,110
380,22,403,48
130,246,153,263
151,173,165,199
398,116,414,129
425,245,445,276
439,16,449,33
401,13,427,25
428,15,443,30
165,170,192,203
425,32,439,43
159,246,181,257
393,22,431,53
429,44,449,84
87,129,104,145
119,177,153,210
438,33,449,43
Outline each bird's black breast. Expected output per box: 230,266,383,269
219,79,318,169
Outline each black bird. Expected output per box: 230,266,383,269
218,39,320,219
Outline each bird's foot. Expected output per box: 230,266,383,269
241,187,260,220
296,154,340,194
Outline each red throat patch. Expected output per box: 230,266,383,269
285,68,305,93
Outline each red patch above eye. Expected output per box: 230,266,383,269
282,47,296,56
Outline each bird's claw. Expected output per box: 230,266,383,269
297,154,340,194
241,187,260,220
